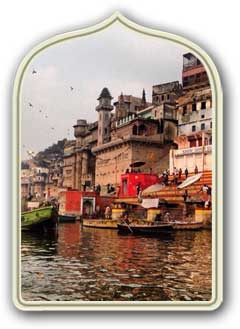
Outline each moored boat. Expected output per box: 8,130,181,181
83,219,119,229
21,206,58,232
58,214,76,223
171,221,204,230
117,222,173,235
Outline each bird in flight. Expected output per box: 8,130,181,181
29,102,33,107
32,69,37,74
51,127,54,130
39,110,42,113
70,86,74,91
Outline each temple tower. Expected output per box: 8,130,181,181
96,87,113,145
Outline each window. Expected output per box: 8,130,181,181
132,125,138,135
104,128,108,134
201,101,206,109
192,125,196,132
190,139,196,147
138,124,147,136
167,94,170,100
183,106,187,115
198,139,202,146
210,121,212,128
183,77,188,85
201,123,205,130
154,110,157,117
192,103,197,111
161,95,165,101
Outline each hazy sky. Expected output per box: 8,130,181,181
21,22,187,159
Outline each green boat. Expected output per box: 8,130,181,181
21,206,58,232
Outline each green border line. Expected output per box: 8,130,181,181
12,11,223,311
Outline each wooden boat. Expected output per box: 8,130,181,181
117,222,173,235
83,219,119,229
171,221,204,230
58,214,76,223
21,206,58,232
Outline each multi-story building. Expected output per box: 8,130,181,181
169,53,212,173
62,52,213,191
21,166,49,198
63,85,179,192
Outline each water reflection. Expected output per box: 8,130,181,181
21,222,212,301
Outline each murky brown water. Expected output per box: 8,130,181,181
21,222,212,301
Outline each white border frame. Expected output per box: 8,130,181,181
12,11,223,311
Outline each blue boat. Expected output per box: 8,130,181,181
58,214,77,223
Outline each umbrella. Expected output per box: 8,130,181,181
129,161,146,168
177,173,202,189
142,183,165,195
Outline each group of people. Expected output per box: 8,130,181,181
161,165,200,186
107,183,115,194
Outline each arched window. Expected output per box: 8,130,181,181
138,124,147,136
132,125,138,135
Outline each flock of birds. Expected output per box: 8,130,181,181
23,68,74,155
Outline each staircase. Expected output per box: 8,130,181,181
148,171,212,203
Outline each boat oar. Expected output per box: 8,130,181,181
124,219,133,233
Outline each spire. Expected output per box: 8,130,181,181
141,88,146,105
97,87,113,100
119,92,124,104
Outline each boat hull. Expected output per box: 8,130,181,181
21,206,58,232
58,214,76,223
83,219,119,229
117,223,173,235
172,221,204,230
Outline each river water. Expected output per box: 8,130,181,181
21,222,212,302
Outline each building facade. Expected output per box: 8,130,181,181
62,52,213,192
169,54,212,173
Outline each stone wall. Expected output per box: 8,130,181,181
95,142,171,188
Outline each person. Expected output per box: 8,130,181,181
95,184,101,194
107,183,110,193
27,193,33,201
204,200,211,208
136,182,141,196
174,170,178,185
200,184,209,193
185,168,189,179
104,206,111,219
110,184,115,193
194,165,198,174
164,212,171,222
125,168,129,173
182,189,189,202
155,213,162,223
123,211,130,225
207,185,212,196
165,173,169,185
178,168,182,179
